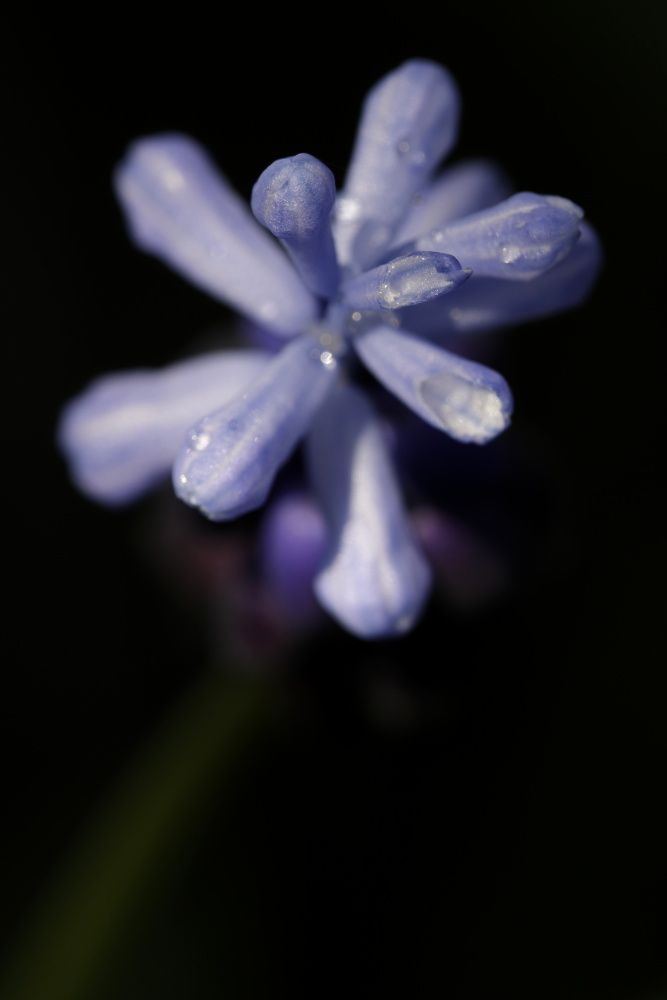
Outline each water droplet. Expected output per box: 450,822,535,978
179,474,188,485
320,351,334,366
499,244,520,264
191,431,210,451
418,372,506,442
398,140,410,154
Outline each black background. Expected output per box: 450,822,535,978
5,4,667,997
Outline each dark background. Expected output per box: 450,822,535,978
5,4,667,997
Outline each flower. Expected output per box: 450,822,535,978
58,59,600,640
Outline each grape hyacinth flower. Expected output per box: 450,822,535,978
59,59,600,639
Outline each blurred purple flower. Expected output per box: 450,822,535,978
59,59,600,639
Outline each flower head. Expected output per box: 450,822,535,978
59,59,600,639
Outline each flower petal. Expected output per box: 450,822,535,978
58,351,271,505
307,384,432,638
398,221,602,336
410,192,583,280
353,322,512,443
251,154,340,299
392,158,514,245
258,491,327,626
341,251,470,311
173,330,341,520
114,134,318,336
333,59,460,270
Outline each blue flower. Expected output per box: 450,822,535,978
58,59,600,639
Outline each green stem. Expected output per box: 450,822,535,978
0,670,272,1000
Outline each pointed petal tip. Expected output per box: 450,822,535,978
171,332,338,522
334,59,461,269
354,324,513,444
307,383,432,639
418,370,513,444
342,251,469,311
314,561,431,639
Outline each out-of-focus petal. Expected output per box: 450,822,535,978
258,491,327,626
353,323,512,444
392,159,514,245
307,384,432,638
58,351,271,505
251,154,340,299
114,134,318,337
340,251,470,310
333,59,460,271
409,192,583,280
399,221,602,336
173,329,341,520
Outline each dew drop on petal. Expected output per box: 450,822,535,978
418,371,507,443
193,432,210,451
499,243,521,264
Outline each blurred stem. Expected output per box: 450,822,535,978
0,669,273,1000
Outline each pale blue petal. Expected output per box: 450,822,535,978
353,323,512,444
410,192,583,280
306,384,432,638
251,154,340,299
340,251,470,310
258,491,326,625
58,351,271,505
399,221,602,336
114,135,318,337
333,59,460,270
392,159,514,245
173,330,342,520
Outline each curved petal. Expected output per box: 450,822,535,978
251,154,340,299
399,221,602,336
307,384,432,638
173,329,341,520
58,351,272,505
258,491,327,625
411,192,583,280
341,251,470,311
353,323,512,444
333,60,460,270
115,134,318,337
392,158,514,245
